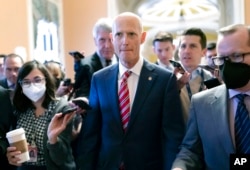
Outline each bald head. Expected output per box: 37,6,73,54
113,12,143,33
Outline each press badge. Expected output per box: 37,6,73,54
28,142,38,162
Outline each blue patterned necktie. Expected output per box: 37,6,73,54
235,94,250,154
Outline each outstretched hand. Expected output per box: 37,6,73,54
47,111,75,144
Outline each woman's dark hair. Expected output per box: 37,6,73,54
13,60,56,112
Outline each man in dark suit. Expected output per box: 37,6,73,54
172,24,250,170
73,18,117,98
0,86,16,170
0,53,24,90
77,12,185,170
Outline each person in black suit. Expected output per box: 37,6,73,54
0,86,16,170
0,53,24,90
73,17,117,98
76,12,185,170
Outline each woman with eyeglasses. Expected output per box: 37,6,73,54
6,60,76,170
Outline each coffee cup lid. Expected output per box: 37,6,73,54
6,128,25,138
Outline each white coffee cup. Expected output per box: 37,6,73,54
6,128,30,163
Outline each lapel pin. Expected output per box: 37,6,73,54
148,76,152,81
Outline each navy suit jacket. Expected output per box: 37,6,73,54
172,84,235,170
77,60,185,170
0,86,16,170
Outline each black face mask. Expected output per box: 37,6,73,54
220,60,250,89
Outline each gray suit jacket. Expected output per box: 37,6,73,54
172,84,234,170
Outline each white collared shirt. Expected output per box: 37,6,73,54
99,54,118,67
157,60,174,71
118,56,143,107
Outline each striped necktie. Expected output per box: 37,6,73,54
118,71,131,131
235,94,250,153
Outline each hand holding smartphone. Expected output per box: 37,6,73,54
63,78,72,86
169,60,185,74
72,98,91,110
69,51,85,59
62,106,77,115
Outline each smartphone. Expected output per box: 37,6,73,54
199,64,214,73
62,106,77,115
63,78,71,86
169,60,185,74
72,99,91,110
204,78,221,89
69,51,85,59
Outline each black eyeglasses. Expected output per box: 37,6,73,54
212,52,250,66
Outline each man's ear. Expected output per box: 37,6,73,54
141,31,147,44
110,33,114,43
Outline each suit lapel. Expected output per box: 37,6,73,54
210,85,235,154
103,65,124,130
126,61,157,133
92,52,103,71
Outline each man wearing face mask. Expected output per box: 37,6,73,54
172,24,250,170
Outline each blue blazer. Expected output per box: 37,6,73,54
77,60,185,170
172,84,234,170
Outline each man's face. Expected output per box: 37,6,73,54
112,15,146,68
94,29,114,60
4,57,23,84
217,27,250,90
153,41,175,65
217,30,250,65
178,35,206,71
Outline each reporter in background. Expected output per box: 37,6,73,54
44,60,72,99
74,17,117,98
176,28,213,124
152,31,175,71
0,53,24,90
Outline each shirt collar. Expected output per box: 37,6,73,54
158,60,174,70
229,89,250,99
119,56,143,78
190,67,202,80
7,79,14,87
98,54,116,67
